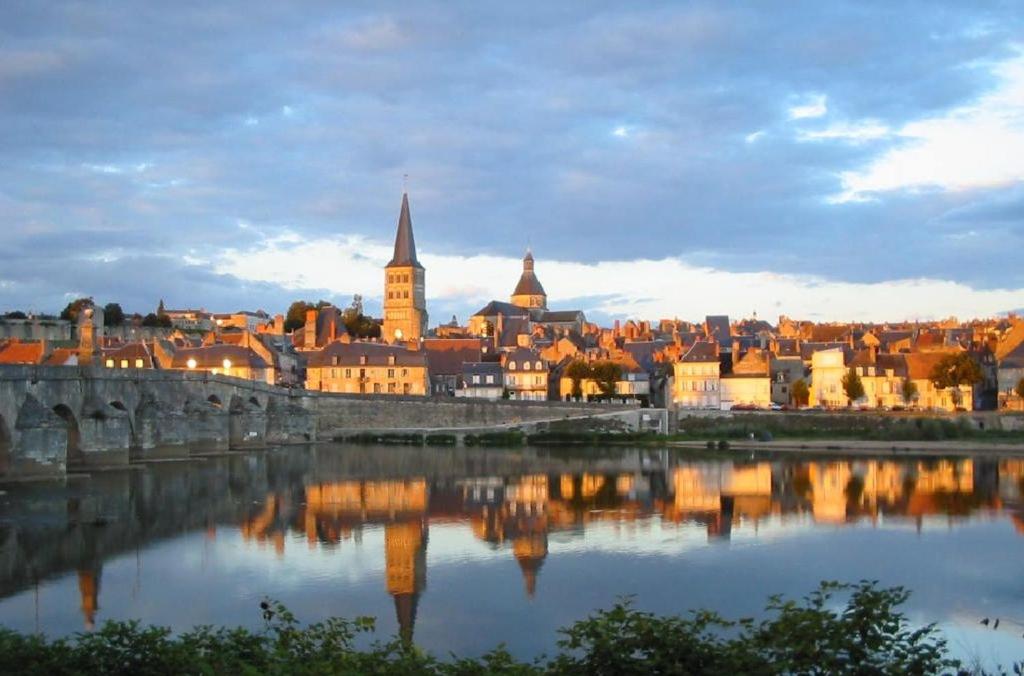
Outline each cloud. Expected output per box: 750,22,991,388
214,231,1024,323
788,94,828,119
833,50,1024,202
797,120,890,143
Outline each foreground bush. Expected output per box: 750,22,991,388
0,581,995,675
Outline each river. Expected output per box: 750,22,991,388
0,443,1021,667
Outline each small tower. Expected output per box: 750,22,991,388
382,193,428,342
510,249,547,310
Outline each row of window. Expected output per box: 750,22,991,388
387,273,412,284
105,358,145,368
326,367,411,379
507,360,543,371
330,355,398,366
685,381,717,392
471,374,497,384
507,375,546,386
386,290,410,300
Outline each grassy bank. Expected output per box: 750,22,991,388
676,413,1024,443
0,581,995,675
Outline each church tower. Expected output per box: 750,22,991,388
382,193,427,342
510,249,547,310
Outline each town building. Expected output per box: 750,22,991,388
502,347,549,401
305,341,429,395
720,348,771,410
457,362,504,399
672,341,721,409
809,347,848,408
382,193,427,342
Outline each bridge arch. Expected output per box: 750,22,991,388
248,396,261,408
207,394,223,409
52,404,82,462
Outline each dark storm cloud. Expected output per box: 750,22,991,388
0,0,1022,314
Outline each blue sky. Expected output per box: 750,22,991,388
1,1,1023,323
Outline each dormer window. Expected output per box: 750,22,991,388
331,355,338,366
535,361,542,370
388,355,396,365
359,355,367,365
523,361,531,370
509,361,517,370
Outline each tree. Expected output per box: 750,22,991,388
929,352,982,408
2,310,27,319
283,300,332,333
901,378,918,405
841,367,865,405
103,303,125,326
565,360,592,399
790,379,809,407
342,295,381,339
60,297,94,323
141,313,172,328
1015,377,1024,401
591,361,623,398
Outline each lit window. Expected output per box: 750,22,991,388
120,359,128,368
509,361,516,370
486,375,494,384
360,355,367,364
388,355,396,365
524,361,531,371
535,361,542,370
473,375,480,384
135,358,144,368
105,359,114,367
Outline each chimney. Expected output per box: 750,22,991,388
304,309,317,348
613,319,620,337
273,314,284,335
732,338,741,367
495,313,504,350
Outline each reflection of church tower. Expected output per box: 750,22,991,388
513,533,548,598
385,519,428,643
77,566,101,631
382,193,427,342
510,249,548,310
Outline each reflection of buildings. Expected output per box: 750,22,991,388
85,454,1019,644
385,520,427,643
77,566,100,631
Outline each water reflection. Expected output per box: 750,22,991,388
0,447,1022,655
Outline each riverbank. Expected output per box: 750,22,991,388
668,438,1024,457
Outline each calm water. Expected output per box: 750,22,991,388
0,444,1022,666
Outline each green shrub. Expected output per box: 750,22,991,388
0,582,972,675
424,434,457,446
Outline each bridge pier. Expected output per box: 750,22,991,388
134,395,190,461
74,397,132,468
12,394,67,476
185,398,230,454
266,398,315,445
229,395,267,449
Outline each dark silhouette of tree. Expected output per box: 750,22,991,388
103,303,125,326
841,367,865,404
901,378,918,405
60,297,94,323
791,379,810,407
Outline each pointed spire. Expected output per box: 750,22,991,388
387,193,422,268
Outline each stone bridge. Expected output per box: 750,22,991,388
0,366,648,478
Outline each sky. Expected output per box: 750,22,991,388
1,1,1023,324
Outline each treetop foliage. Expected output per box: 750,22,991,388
930,352,984,389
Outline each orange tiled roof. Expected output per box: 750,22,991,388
0,341,44,364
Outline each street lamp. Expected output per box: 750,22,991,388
222,358,232,372
186,358,197,369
